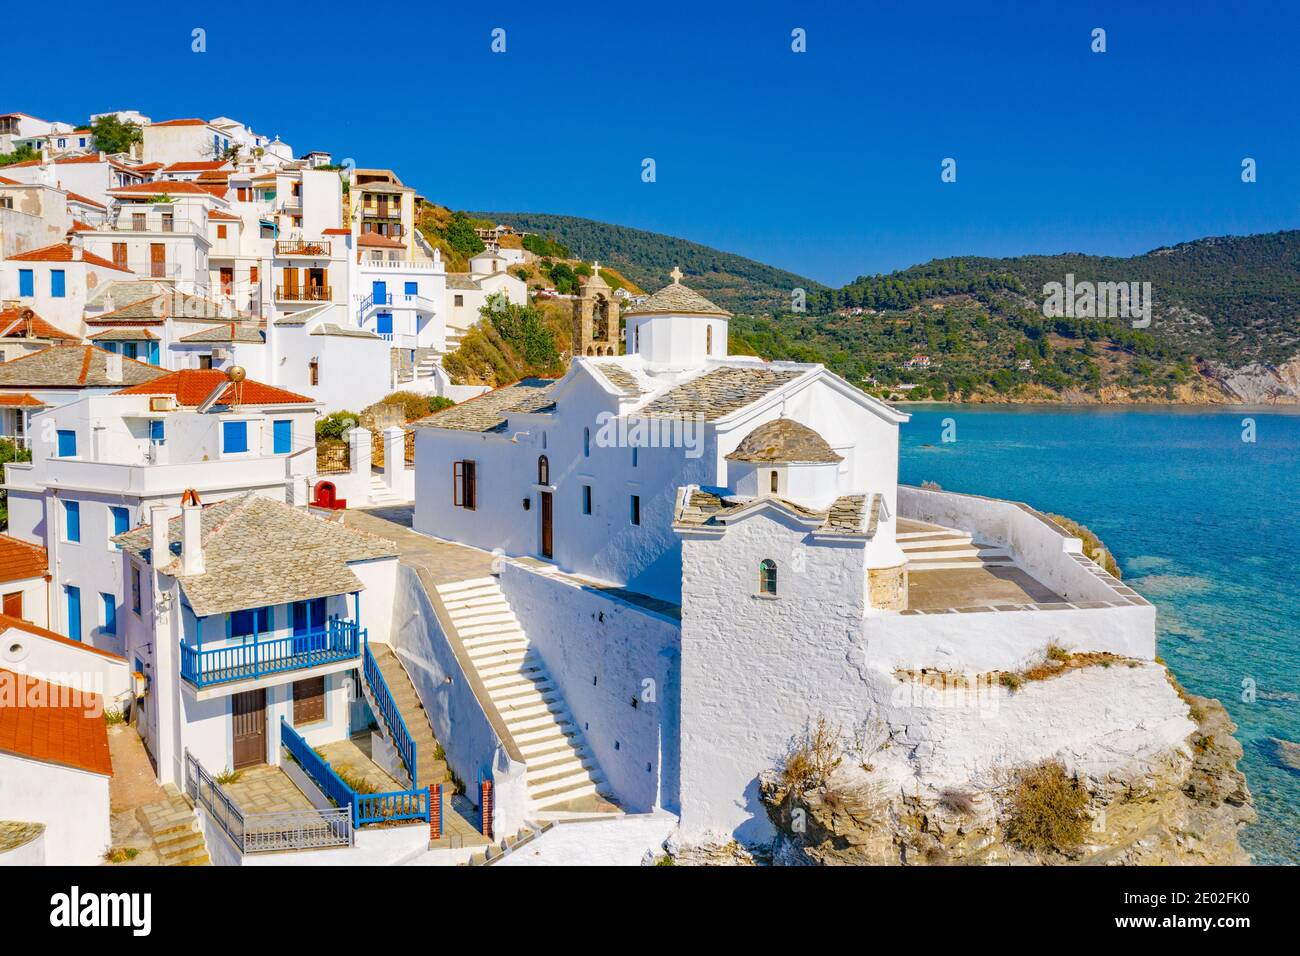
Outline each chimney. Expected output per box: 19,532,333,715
149,504,171,569
68,230,84,260
98,150,106,162
180,489,204,575
105,349,123,382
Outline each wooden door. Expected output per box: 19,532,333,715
283,267,299,299
231,689,267,769
540,491,553,559
149,243,165,278
219,267,233,296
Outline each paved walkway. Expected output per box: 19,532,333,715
105,723,167,864
345,506,496,586
494,811,678,867
223,765,314,814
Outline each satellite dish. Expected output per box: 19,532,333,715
226,365,247,383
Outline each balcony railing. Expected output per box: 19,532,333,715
274,285,332,302
363,641,416,784
275,239,331,257
180,618,361,688
99,215,205,236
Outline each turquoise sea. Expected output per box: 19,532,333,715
898,405,1299,865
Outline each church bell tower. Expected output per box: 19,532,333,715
572,262,620,357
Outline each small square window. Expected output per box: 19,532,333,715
56,429,77,457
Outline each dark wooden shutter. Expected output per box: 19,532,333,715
293,676,326,724
464,460,476,510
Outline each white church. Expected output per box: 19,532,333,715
411,268,1164,844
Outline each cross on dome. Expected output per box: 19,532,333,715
670,266,683,284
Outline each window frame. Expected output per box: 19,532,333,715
759,558,778,596
222,419,249,454
63,500,81,543
453,459,477,510
630,494,641,526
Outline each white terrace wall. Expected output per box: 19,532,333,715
0,754,110,865
388,565,528,835
499,561,681,813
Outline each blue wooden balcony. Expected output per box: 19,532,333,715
180,618,363,688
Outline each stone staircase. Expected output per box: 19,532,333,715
368,472,407,506
136,785,210,866
898,521,1015,572
434,576,610,813
365,643,450,791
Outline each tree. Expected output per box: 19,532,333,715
443,212,485,258
0,144,38,167
88,115,142,155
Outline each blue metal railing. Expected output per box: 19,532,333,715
180,619,361,688
280,719,429,829
362,639,417,784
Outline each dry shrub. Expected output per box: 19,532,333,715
1005,761,1090,855
938,787,976,815
780,716,844,793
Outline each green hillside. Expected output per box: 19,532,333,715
468,211,824,315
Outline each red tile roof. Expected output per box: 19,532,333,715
0,667,113,776
0,394,45,408
207,209,241,221
66,190,106,210
150,118,209,127
0,154,107,169
0,175,18,185
115,368,315,406
6,242,131,272
0,535,48,583
69,220,94,232
357,232,404,248
163,161,227,172
321,227,351,235
0,614,126,662
0,307,79,342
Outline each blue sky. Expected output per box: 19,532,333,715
5,0,1298,286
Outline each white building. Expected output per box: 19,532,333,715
409,271,1162,843
0,534,50,625
1,238,133,334
5,367,319,654
117,492,398,788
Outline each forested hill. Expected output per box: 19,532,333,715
468,211,824,315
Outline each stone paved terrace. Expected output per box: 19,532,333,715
907,565,1062,610
223,765,315,815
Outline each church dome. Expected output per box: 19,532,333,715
624,271,729,317
725,418,842,464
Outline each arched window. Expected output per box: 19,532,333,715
706,325,713,355
759,559,778,595
537,455,549,485
583,427,590,457
770,470,779,493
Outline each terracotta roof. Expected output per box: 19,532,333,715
150,118,209,127
0,667,112,776
321,227,351,235
107,181,226,197
0,308,79,342
206,209,241,221
725,418,843,464
0,175,17,185
0,154,106,170
69,219,95,232
357,232,405,248
0,614,125,662
65,191,106,210
624,278,729,317
114,368,312,406
0,394,45,408
412,379,556,432
6,242,131,272
0,345,165,388
640,366,806,420
0,536,48,583
133,162,163,172
163,161,227,172
116,493,399,617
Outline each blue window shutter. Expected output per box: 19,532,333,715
122,342,138,360
223,420,248,453
101,593,117,635
66,586,82,642
404,281,417,296
50,270,66,298
111,505,130,539
102,342,119,354
148,341,160,364
150,419,165,443
56,429,76,457
273,419,292,454
18,270,33,297
64,501,81,542
376,312,392,335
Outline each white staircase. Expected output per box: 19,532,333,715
434,576,610,813
368,472,406,506
898,522,1015,572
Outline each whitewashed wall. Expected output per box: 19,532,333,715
0,754,110,865
499,561,681,813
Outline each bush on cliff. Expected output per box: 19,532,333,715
1005,761,1090,855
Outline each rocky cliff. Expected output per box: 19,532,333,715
755,692,1254,866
